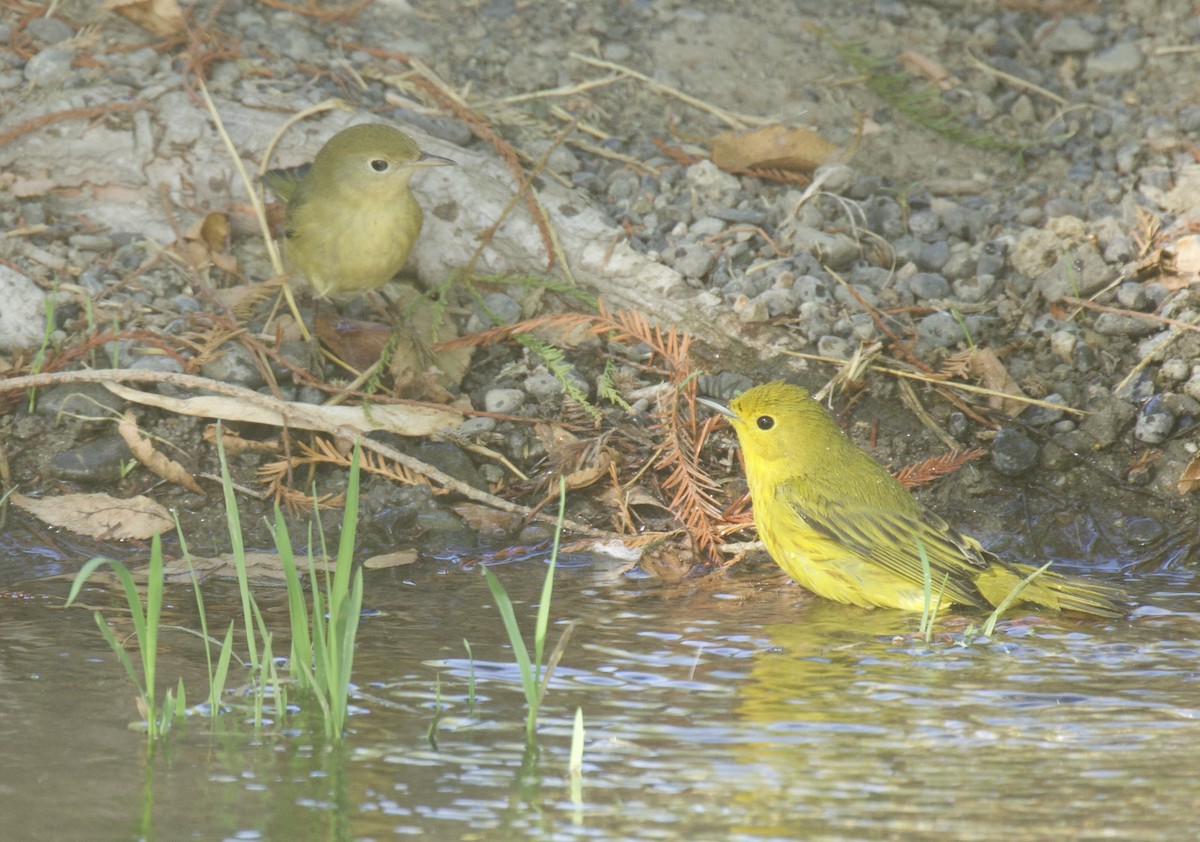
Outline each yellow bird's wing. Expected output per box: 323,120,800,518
777,477,991,607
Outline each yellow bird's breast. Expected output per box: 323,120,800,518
286,185,423,297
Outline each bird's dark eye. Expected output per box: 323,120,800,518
756,415,775,431
370,159,389,172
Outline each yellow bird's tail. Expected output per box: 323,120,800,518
973,562,1128,618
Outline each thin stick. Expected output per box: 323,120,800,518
195,78,311,342
784,350,1087,415
964,50,1067,106
569,53,767,130
0,369,611,537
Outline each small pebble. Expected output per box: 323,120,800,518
991,428,1040,476
484,388,525,414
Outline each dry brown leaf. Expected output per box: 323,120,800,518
11,491,173,541
898,50,960,88
175,211,237,273
362,549,419,569
386,284,473,397
533,422,581,454
450,502,523,537
117,411,204,494
104,381,463,437
968,347,1030,417
104,0,185,37
710,124,839,174
315,309,391,371
201,424,280,454
1178,456,1200,493
1170,233,1200,277
561,447,615,491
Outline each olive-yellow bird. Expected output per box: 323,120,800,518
701,381,1126,617
262,123,453,297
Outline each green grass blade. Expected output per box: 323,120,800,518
214,424,258,670
982,561,1054,637
463,639,476,716
92,611,142,690
482,566,536,703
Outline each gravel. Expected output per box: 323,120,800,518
3,0,1200,538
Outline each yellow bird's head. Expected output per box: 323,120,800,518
699,380,862,493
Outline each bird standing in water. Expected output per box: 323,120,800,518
701,381,1127,617
262,123,454,297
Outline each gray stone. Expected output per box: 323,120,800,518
1034,244,1116,302
756,288,796,317
1036,18,1098,53
26,16,74,44
24,45,74,88
1160,358,1190,382
1080,397,1137,448
916,311,963,349
1134,396,1175,444
991,428,1040,476
674,243,715,278
1010,94,1036,123
783,226,860,269
1022,393,1066,426
411,440,487,490
484,388,525,414
917,240,950,271
1115,282,1148,310
1102,235,1135,264
907,272,951,300
48,433,134,484
1092,312,1156,337
36,382,127,419
952,275,996,304
524,368,565,401
0,264,47,351
791,275,833,305
200,342,264,389
1087,42,1143,76
817,335,851,359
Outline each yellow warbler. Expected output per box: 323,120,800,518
701,381,1126,617
262,123,453,297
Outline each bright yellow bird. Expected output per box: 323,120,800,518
262,123,454,297
701,381,1126,617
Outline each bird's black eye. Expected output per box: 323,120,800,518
756,415,775,431
370,159,389,172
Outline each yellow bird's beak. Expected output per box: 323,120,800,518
696,396,739,421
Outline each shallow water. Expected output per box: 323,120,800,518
2,525,1198,841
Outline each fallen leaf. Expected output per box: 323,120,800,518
450,502,523,537
363,549,420,569
711,124,839,174
104,0,185,37
385,284,473,398
11,491,173,540
314,309,391,371
104,380,463,437
968,347,1030,417
201,425,280,454
174,211,237,274
117,411,204,494
159,551,333,584
898,50,960,89
1178,456,1200,493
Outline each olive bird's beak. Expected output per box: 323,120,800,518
416,152,456,167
